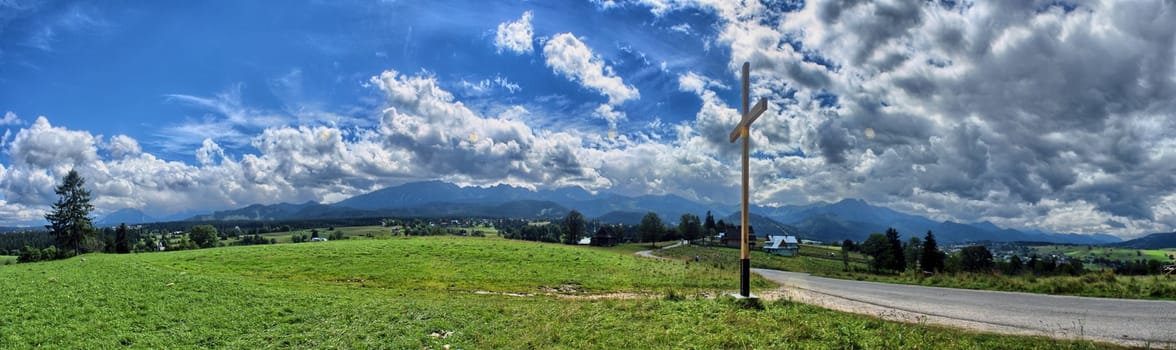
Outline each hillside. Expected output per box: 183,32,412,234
1111,232,1176,249
0,237,1113,348
720,213,800,238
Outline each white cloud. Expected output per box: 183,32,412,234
458,74,522,96
103,134,141,159
494,11,534,55
542,33,640,105
195,138,227,166
669,23,692,34
370,69,607,188
592,104,625,130
4,0,1173,238
0,111,22,126
7,116,98,169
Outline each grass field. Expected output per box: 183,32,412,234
0,236,1119,348
220,224,501,245
657,244,870,275
1033,245,1176,263
657,244,1176,300
0,255,15,265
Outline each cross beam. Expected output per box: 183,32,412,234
729,62,768,298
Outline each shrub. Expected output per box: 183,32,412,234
41,246,59,260
18,245,42,263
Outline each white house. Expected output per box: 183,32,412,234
764,235,799,257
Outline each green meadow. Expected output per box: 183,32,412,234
0,236,1118,349
1033,245,1176,263
658,244,1176,300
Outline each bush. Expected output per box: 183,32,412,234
189,225,219,249
42,246,59,260
18,245,42,263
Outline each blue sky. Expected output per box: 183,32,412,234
2,0,1175,237
1,1,725,158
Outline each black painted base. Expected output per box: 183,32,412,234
740,258,751,297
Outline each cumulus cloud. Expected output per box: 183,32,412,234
494,11,534,55
572,0,1176,235
7,116,98,169
1,111,22,126
370,69,609,188
592,104,625,130
689,0,1176,234
103,134,141,159
542,33,640,105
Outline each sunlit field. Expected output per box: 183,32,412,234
0,236,1118,349
657,244,1176,300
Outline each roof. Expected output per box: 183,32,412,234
765,235,799,249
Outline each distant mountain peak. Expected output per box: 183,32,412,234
97,208,155,226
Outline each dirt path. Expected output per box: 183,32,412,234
633,240,686,259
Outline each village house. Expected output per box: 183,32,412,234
591,226,619,247
764,235,799,257
720,226,757,248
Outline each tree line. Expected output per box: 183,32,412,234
844,228,1094,277
497,210,727,247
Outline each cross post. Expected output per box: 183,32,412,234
729,62,768,298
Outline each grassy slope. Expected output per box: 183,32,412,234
0,237,1116,349
657,244,1176,300
1034,245,1176,263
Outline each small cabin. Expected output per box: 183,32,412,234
764,235,799,257
591,227,619,247
721,226,757,248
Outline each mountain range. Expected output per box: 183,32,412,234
97,180,1126,245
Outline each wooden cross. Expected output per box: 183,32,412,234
729,62,768,298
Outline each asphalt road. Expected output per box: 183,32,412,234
753,269,1176,346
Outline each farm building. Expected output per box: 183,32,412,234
591,226,619,247
764,235,799,256
720,226,757,248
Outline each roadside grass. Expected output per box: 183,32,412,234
840,271,1176,300
658,244,1176,300
658,244,868,274
0,236,1122,349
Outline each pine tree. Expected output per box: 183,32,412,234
703,210,717,234
921,230,945,273
114,223,131,254
44,170,95,257
885,228,905,271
